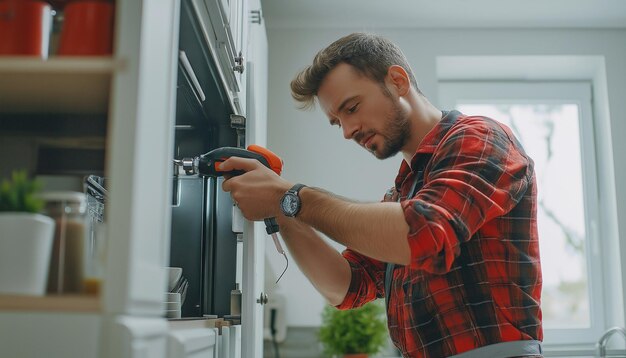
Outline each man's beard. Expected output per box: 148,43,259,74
369,98,411,159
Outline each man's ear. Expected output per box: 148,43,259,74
386,65,410,96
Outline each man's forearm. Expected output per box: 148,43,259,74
296,187,411,265
277,216,352,306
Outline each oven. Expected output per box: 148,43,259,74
169,0,240,318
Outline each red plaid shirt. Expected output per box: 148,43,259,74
337,111,542,357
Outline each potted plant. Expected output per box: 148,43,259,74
0,170,55,295
318,301,388,358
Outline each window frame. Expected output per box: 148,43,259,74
438,81,605,347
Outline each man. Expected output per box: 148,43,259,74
220,33,542,358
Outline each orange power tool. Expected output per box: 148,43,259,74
196,145,287,260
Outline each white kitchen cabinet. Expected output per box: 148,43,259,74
0,0,268,356
240,0,269,356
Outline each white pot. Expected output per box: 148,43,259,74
0,213,55,295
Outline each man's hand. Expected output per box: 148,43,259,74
221,157,411,265
220,157,292,221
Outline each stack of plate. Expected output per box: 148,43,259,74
165,292,181,319
165,267,188,319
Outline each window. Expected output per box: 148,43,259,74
439,82,604,346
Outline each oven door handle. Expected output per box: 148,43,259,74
179,50,206,102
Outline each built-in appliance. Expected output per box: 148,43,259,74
169,0,241,318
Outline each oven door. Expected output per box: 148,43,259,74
169,175,210,317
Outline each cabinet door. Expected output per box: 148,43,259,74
240,0,268,356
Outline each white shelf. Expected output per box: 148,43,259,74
0,56,119,114
0,294,100,312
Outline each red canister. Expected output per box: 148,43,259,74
57,0,114,56
0,0,52,57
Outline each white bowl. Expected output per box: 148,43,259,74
166,267,182,291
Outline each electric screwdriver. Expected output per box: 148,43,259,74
173,145,288,282
188,145,287,263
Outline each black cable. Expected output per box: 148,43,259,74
270,308,280,358
272,338,280,358
275,252,288,284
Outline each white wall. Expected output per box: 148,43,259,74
265,28,626,327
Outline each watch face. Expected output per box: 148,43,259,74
281,193,299,215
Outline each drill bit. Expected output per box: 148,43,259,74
265,218,288,283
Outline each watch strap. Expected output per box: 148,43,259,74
281,183,307,217
288,183,306,195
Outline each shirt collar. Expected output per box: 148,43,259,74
394,110,463,189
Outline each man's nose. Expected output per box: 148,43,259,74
342,120,359,140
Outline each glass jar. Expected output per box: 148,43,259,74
83,212,105,295
39,191,87,294
83,175,107,295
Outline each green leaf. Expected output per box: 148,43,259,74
0,170,44,213
318,300,388,356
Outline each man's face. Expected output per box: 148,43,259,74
317,63,411,159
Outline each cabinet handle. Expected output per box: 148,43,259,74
233,51,245,74
179,50,206,102
256,292,268,305
250,9,262,25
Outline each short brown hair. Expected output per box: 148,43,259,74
290,33,419,109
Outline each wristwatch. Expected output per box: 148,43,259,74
280,183,307,217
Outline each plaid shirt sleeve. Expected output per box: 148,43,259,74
404,117,533,274
334,248,386,310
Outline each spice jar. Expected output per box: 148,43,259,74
39,191,87,294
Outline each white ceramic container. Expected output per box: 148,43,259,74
0,213,55,295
